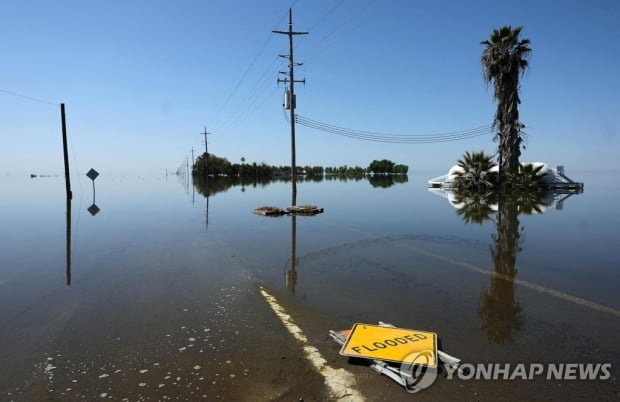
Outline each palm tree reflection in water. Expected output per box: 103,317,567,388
455,191,549,343
479,195,523,343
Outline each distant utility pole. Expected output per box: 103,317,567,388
273,8,307,206
191,147,195,168
200,126,212,176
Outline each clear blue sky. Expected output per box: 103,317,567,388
1,0,618,177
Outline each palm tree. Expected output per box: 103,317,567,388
481,26,532,180
507,163,546,192
453,150,498,192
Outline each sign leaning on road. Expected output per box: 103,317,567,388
340,323,438,367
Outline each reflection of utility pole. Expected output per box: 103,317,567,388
191,148,195,205
205,195,209,231
66,197,71,285
286,215,298,294
274,8,307,207
200,126,212,176
186,157,190,194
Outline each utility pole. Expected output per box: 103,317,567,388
200,126,212,177
273,8,307,206
60,103,72,200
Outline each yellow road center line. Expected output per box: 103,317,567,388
259,286,365,401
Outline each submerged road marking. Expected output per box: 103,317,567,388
404,244,620,319
297,223,620,319
259,286,364,401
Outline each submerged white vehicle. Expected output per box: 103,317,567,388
428,162,583,192
427,162,584,213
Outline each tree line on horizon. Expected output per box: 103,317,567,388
191,154,408,178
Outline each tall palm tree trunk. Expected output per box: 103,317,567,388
481,26,531,182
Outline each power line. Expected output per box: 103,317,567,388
218,1,341,130
218,64,280,130
0,88,58,106
300,0,377,62
212,5,298,128
222,80,281,131
296,0,346,48
295,114,495,143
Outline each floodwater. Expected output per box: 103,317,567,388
1,171,618,400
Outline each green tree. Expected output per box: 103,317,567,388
192,153,231,176
453,150,498,192
368,159,395,174
393,164,408,174
481,26,531,179
506,163,546,193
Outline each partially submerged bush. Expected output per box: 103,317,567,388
453,151,547,195
453,151,498,192
505,163,547,193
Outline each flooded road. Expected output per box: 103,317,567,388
1,172,618,400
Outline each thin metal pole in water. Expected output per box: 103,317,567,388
61,103,72,199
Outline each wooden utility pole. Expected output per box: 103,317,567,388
273,8,307,206
60,103,72,199
200,126,212,176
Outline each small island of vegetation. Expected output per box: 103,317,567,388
191,154,408,179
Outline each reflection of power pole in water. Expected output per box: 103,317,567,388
185,157,190,194
273,8,307,207
66,197,71,285
205,195,209,231
191,147,196,204
286,214,297,293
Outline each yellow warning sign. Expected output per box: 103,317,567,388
339,323,437,367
